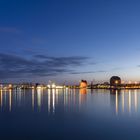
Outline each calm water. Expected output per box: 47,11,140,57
0,88,140,140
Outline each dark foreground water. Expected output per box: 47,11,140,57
0,88,140,140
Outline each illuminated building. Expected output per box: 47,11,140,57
47,83,56,89
110,76,121,87
80,80,87,88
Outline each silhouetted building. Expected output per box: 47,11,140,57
104,82,109,85
80,80,87,88
90,81,94,89
110,76,121,86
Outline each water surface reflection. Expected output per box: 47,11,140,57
1,89,140,140
0,89,140,116
110,89,139,115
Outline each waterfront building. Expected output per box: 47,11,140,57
110,76,121,87
80,80,87,88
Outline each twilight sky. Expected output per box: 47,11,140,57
0,0,140,84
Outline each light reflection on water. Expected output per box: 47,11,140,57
0,88,139,116
1,89,140,139
110,89,139,116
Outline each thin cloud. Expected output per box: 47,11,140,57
71,70,106,75
0,53,90,79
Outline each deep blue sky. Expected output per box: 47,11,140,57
0,0,140,84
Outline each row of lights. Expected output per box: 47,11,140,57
115,81,139,84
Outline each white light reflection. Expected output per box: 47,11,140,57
0,89,2,108
32,89,35,110
128,90,131,115
134,90,138,112
122,90,124,113
9,89,12,111
115,90,118,115
52,89,55,114
48,89,51,113
55,89,58,105
64,88,68,112
37,88,42,111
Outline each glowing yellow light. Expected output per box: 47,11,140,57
52,83,56,88
9,84,12,88
56,86,63,89
47,84,51,88
37,86,42,89
115,80,118,84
